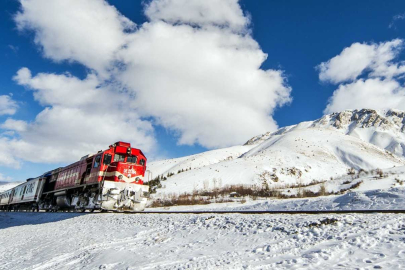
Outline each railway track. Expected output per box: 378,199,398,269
2,209,405,214
139,210,405,214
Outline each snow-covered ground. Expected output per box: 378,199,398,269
1,212,404,269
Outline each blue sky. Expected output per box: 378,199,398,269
1,0,405,182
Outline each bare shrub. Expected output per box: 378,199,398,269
338,180,363,193
375,168,384,178
347,168,356,175
150,193,212,208
358,168,367,177
203,180,209,190
319,182,327,196
395,178,404,185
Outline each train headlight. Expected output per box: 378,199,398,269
135,177,140,183
118,175,123,180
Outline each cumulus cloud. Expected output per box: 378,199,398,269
4,0,292,166
0,137,21,168
318,39,404,84
0,172,12,182
145,0,249,32
119,0,291,148
117,13,291,147
15,0,134,76
318,39,405,114
0,95,18,116
0,119,28,132
324,78,405,113
0,68,155,166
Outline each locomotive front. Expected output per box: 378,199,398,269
99,142,150,211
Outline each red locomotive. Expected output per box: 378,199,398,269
0,142,150,212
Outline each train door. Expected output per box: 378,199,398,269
81,158,93,185
89,155,101,184
43,172,57,193
21,186,27,201
9,189,15,204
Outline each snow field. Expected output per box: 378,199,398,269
0,212,405,269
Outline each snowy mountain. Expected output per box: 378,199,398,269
148,109,405,196
248,109,405,156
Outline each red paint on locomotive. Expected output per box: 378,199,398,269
54,141,147,191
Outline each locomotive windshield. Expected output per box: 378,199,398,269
114,154,125,162
127,156,137,163
103,154,112,165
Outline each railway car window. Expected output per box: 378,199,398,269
114,154,125,162
94,155,101,168
127,156,137,163
139,159,145,166
103,154,112,165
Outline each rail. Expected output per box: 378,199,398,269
2,209,405,214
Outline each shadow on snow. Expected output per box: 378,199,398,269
0,212,86,230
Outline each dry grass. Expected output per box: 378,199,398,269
149,169,373,207
149,180,342,207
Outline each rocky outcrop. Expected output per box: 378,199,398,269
244,109,405,157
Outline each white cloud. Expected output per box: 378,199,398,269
0,137,21,168
324,78,405,113
6,0,292,166
318,39,404,84
0,68,155,166
117,3,291,148
0,95,18,116
145,0,249,32
389,13,405,29
0,172,12,182
0,119,28,132
15,0,134,76
319,39,405,114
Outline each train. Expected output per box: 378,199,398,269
0,141,150,212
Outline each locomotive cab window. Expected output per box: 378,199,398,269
103,154,112,165
94,155,101,168
127,156,137,163
139,159,145,166
114,153,125,162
